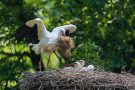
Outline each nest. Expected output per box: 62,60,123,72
58,35,74,57
19,68,135,90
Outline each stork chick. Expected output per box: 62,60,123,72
85,65,94,71
79,60,94,71
63,62,81,71
79,60,85,67
74,62,82,69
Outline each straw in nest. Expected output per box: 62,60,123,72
58,35,74,57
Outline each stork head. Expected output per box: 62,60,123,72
59,28,66,36
74,61,81,68
68,24,77,33
79,60,85,67
25,18,43,27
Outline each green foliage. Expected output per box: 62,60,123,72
0,0,135,89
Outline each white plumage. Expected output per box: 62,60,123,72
26,18,77,55
78,60,85,67
63,60,94,72
85,65,94,71
78,60,95,71
63,62,81,71
74,62,82,69
25,18,77,69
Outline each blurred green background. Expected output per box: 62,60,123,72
0,0,135,89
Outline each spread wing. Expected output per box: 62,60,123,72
14,24,39,44
14,23,45,71
52,24,77,36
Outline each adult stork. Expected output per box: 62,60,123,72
14,18,76,71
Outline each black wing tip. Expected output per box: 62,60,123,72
13,24,39,43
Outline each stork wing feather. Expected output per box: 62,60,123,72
56,24,76,33
25,18,50,40
52,24,77,36
36,24,50,40
14,24,39,44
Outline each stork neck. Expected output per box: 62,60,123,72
37,22,48,32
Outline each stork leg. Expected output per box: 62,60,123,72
39,59,41,71
39,48,45,71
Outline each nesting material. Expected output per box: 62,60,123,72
58,35,74,57
19,69,135,90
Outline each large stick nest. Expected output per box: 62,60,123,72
19,68,135,90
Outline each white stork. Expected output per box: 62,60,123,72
26,18,76,54
14,18,76,71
